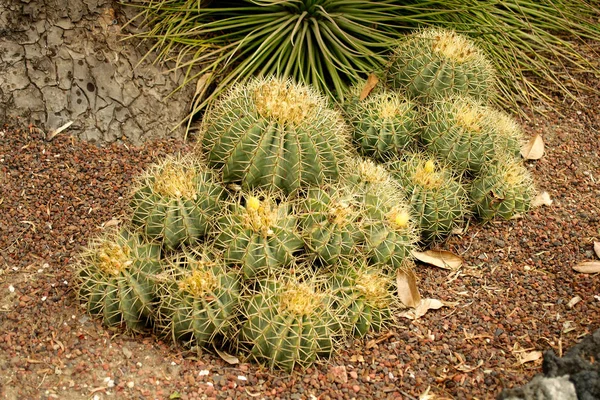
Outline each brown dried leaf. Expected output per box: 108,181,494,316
412,250,463,270
359,73,379,100
521,134,544,160
396,268,421,308
518,351,542,365
398,298,456,320
455,359,484,373
573,261,600,274
567,296,582,309
214,348,239,365
531,191,553,208
594,242,600,259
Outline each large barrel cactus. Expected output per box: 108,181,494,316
420,96,519,174
239,275,342,371
388,154,469,243
130,155,225,250
76,229,162,331
343,86,420,160
199,77,349,194
156,248,241,347
298,185,364,265
215,192,303,280
470,157,535,221
386,28,496,102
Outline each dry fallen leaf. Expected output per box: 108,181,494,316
412,250,463,270
521,134,544,160
531,191,553,208
455,359,484,373
359,73,379,100
46,120,73,141
573,261,600,274
518,350,543,365
398,298,456,320
214,347,239,365
567,296,582,309
396,268,421,308
594,242,600,259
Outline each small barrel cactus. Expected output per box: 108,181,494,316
343,85,420,160
199,77,350,194
76,229,162,331
298,185,364,265
156,247,241,347
470,157,535,221
130,155,225,250
342,157,398,202
239,274,342,371
362,201,419,270
420,96,518,174
216,192,303,280
388,154,469,243
386,27,496,102
329,258,397,337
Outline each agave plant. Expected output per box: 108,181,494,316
130,0,599,118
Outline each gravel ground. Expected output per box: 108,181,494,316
1,81,599,399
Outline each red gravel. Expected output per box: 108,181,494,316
1,85,599,399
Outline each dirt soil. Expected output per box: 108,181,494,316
1,1,600,400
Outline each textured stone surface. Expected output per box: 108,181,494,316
0,0,194,144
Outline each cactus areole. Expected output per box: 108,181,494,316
200,78,348,194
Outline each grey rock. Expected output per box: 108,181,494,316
499,375,576,400
94,104,115,131
12,85,43,111
0,40,24,63
55,57,73,90
26,56,57,88
2,61,29,91
42,86,68,113
70,83,89,117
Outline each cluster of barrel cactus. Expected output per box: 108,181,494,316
76,27,538,371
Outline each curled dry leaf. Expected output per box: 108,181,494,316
594,242,600,259
412,250,463,270
359,73,379,100
396,268,421,308
567,296,582,309
398,298,457,320
521,134,544,160
518,350,543,365
531,191,553,208
214,347,239,365
573,261,600,274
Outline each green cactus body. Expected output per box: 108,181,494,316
470,157,535,220
156,248,240,347
130,156,225,250
329,259,395,337
343,87,419,160
387,28,496,102
77,229,162,331
362,203,418,270
199,77,349,194
216,193,303,280
421,97,501,174
299,186,363,265
239,278,341,371
388,155,469,243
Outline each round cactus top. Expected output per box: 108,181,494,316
455,101,486,133
327,201,353,226
95,241,132,276
500,157,533,186
242,196,278,236
413,159,444,188
376,95,411,120
424,28,481,64
280,282,321,316
178,267,218,296
388,207,411,229
153,162,198,199
354,272,390,308
354,159,389,185
252,78,323,126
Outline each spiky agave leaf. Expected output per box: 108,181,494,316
387,27,497,103
130,154,226,250
76,228,162,332
343,83,420,161
198,77,351,194
215,190,304,280
470,156,536,221
297,184,364,266
327,256,400,337
238,271,343,371
388,153,470,243
155,246,241,347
